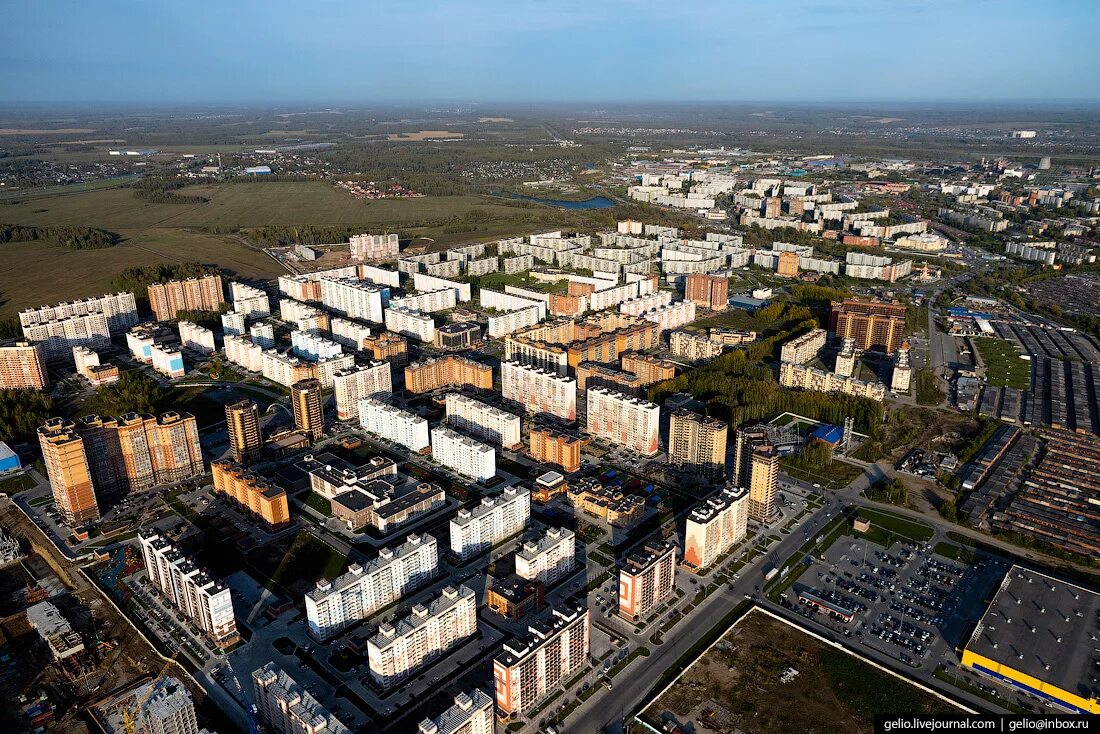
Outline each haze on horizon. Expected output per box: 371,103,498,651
1,0,1099,106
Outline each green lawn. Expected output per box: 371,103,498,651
781,457,865,490
302,491,333,517
0,473,34,494
973,337,1031,390
249,530,346,595
856,508,935,542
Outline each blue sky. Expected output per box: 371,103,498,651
1,0,1098,104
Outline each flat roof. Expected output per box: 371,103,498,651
965,565,1100,700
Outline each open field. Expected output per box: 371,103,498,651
973,337,1031,390
385,130,465,140
641,609,956,733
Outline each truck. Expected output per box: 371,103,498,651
763,566,780,582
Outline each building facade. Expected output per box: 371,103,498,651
450,487,530,561
515,527,575,585
405,355,492,394
359,398,430,452
332,362,392,422
445,393,521,448
226,399,262,463
683,484,749,569
493,607,590,719
668,409,727,477
148,274,224,321
500,361,577,422
291,378,325,442
0,341,49,389
585,387,660,455
431,426,496,481
618,540,677,621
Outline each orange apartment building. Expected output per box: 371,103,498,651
148,273,224,321
404,355,493,393
528,426,588,474
363,332,409,366
548,293,586,318
0,341,49,389
38,418,99,525
226,399,263,463
574,362,642,396
620,352,676,386
776,250,801,277
829,298,908,354
684,273,729,311
210,459,291,528
618,540,677,622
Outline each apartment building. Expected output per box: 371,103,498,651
780,328,827,364
434,322,481,351
132,679,203,734
619,290,672,317
405,355,492,394
829,298,907,354
21,309,111,363
328,317,373,351
390,288,457,313
150,344,185,378
291,378,325,442
226,399,262,463
0,341,49,389
834,337,857,378
503,335,569,375
230,281,271,320
19,291,138,333
733,427,779,523
210,460,290,529
350,232,400,261
290,330,343,362
585,387,660,456
620,352,676,386
148,274,224,321
178,321,216,355
493,607,590,719
221,310,247,337
500,360,577,422
528,426,587,473
320,278,387,323
640,301,696,333
385,306,436,343
363,332,409,366
249,322,275,349
252,663,350,734
359,398,430,452
669,329,723,361
488,305,542,339
72,346,118,386
450,487,531,561
685,273,729,311
668,409,727,477
445,393,521,448
417,690,494,734
367,585,477,688
332,362,392,422
515,527,575,585
38,418,99,524
575,362,643,397
618,540,677,621
138,529,239,648
778,362,887,401
305,533,438,641
683,484,749,569
892,342,913,393
431,426,496,481
566,477,645,526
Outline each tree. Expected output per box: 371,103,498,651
85,371,166,416
0,389,55,441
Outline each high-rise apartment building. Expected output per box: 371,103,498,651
417,690,494,734
777,250,800,277
252,663,350,734
585,387,660,455
305,533,438,641
684,273,729,311
668,409,727,477
515,528,575,585
350,232,400,261
359,398,430,452
332,362,392,422
669,329,723,362
500,360,577,422
0,341,49,389
38,418,99,524
148,274,224,321
367,585,477,688
226,399,262,463
683,484,749,569
405,355,493,394
618,540,677,621
892,341,913,393
450,487,530,561
230,281,271,320
221,310,246,337
139,529,238,648
430,426,496,481
210,460,290,529
778,362,887,401
21,310,111,363
834,337,857,377
527,426,587,473
779,328,827,364
363,332,408,366
178,321,217,355
733,427,779,523
19,292,138,333
134,678,203,734
384,306,436,343
620,352,676,386
829,298,908,354
291,378,324,442
493,607,590,719
445,393,521,448
320,278,387,323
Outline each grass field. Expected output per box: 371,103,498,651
973,337,1031,390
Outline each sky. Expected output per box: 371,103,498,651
1,0,1098,105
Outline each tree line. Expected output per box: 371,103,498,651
0,389,55,442
1,223,119,249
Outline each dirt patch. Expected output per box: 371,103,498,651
385,130,465,140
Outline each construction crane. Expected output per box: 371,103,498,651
122,653,178,734
223,659,261,734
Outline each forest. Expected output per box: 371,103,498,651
0,223,120,249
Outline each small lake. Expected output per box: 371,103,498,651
493,192,617,209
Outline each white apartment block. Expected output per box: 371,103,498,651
367,585,478,688
450,487,531,561
585,387,660,456
250,322,276,349
320,278,386,323
221,310,246,336
328,317,373,350
280,298,324,328
385,306,435,343
230,281,271,320
417,690,494,734
480,289,546,320
588,281,640,312
359,398,430,451
178,321,216,355
501,360,577,421
19,292,138,333
431,426,496,481
445,393,521,448
488,305,542,338
844,251,913,282
253,663,350,734
224,334,264,372
502,254,534,274
779,362,887,401
305,533,438,641
151,344,185,378
669,329,724,361
515,528,576,585
390,288,458,313
640,301,695,333
683,485,749,569
359,264,401,289
493,607,590,719
138,530,238,647
333,362,392,421
21,310,111,362
350,232,400,261
411,273,472,302
780,328,827,364
291,330,344,361
619,291,672,316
